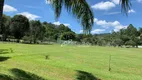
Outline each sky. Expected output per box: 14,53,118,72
3,0,142,34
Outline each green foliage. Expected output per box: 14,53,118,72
126,24,138,36
60,32,76,40
28,20,45,43
120,35,130,43
139,28,142,34
125,40,136,47
81,36,98,45
0,14,11,41
76,34,86,42
10,15,29,42
22,36,32,44
43,22,75,41
58,24,71,33
111,39,124,47
43,22,58,41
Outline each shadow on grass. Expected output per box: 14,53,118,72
0,74,13,80
0,49,9,54
76,70,101,80
0,56,10,62
11,68,46,80
0,49,10,62
0,68,46,80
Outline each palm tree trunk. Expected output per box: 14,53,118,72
0,0,4,31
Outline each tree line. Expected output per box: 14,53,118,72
78,24,142,47
0,14,76,43
0,14,142,47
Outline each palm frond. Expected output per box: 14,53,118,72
50,0,94,34
120,0,131,15
51,0,63,20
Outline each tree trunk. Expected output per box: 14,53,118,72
17,39,20,43
2,34,7,41
34,39,36,44
0,0,4,31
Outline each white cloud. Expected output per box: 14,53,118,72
137,0,142,3
53,21,70,26
45,0,52,4
104,12,120,15
53,21,60,25
25,6,42,9
91,29,105,34
111,0,120,4
94,18,127,32
63,23,70,27
91,0,122,11
114,25,127,32
79,30,83,33
18,12,41,20
128,9,136,13
91,1,115,10
79,29,105,34
3,4,17,12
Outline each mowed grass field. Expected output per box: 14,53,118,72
0,43,142,80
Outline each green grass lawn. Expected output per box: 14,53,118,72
0,42,142,80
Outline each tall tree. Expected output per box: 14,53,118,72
29,20,44,43
126,24,138,36
43,22,58,41
0,0,4,31
10,15,29,42
0,14,11,41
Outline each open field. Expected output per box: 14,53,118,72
0,43,142,80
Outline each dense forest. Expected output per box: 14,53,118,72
0,14,142,47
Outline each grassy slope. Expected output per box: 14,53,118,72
0,43,142,80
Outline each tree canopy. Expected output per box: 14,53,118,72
10,15,29,42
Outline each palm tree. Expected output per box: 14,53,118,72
0,0,131,34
